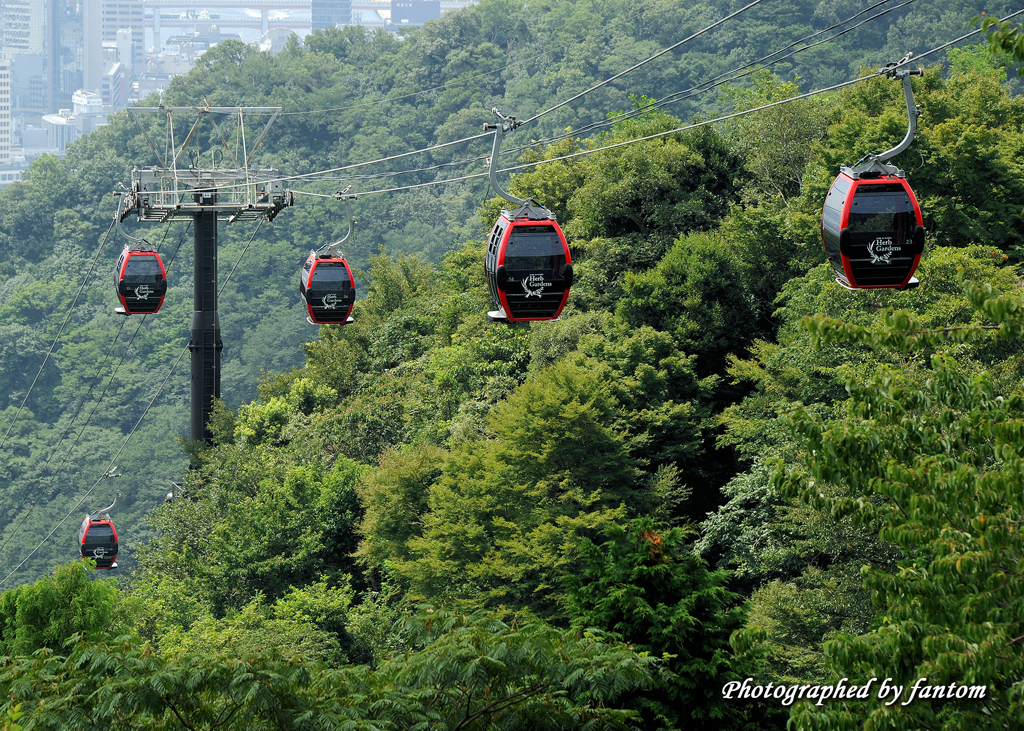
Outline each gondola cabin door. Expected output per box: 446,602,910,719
822,173,924,289
485,213,573,322
115,248,168,314
79,516,119,570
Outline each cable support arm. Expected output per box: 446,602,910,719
843,54,924,178
875,56,924,162
92,469,120,518
483,110,531,208
316,188,357,256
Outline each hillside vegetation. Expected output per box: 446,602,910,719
2,0,1024,729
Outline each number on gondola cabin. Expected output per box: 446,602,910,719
115,247,168,315
79,516,119,570
823,57,926,290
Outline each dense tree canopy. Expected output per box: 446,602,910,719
2,2,1024,728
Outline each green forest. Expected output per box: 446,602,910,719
2,0,1024,728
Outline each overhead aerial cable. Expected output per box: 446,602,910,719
0,210,262,586
263,8,928,198
822,55,926,290
286,0,918,197
0,216,116,453
203,5,1024,201
300,190,357,325
202,0,772,196
482,111,573,323
0,218,191,558
532,0,919,145
219,219,266,298
303,71,884,201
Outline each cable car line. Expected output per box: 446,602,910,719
0,220,191,556
526,1,1021,141
0,344,189,586
1,214,262,584
288,72,882,201
0,217,116,453
277,0,919,201
219,218,265,297
223,0,913,197
187,0,774,195
530,0,920,147
287,0,913,196
902,7,1024,63
151,3,1022,204
293,0,1024,204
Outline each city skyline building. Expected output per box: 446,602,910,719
1,0,65,113
83,0,143,94
388,0,439,29
1,0,46,58
0,59,12,165
312,0,350,30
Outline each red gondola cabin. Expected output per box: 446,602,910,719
485,209,573,322
115,247,168,314
822,172,924,290
79,516,118,570
300,252,356,325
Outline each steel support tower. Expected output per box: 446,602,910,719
118,106,293,443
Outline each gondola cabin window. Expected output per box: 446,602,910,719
504,225,567,272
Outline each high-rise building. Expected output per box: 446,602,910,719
82,0,142,94
312,0,351,30
0,59,11,165
41,107,77,153
1,0,45,58
1,0,63,112
388,0,439,29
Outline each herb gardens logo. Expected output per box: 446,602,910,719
134,284,153,300
867,236,900,264
721,677,987,707
322,293,338,310
521,273,550,298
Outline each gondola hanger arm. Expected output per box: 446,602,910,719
317,187,357,256
483,109,532,208
92,469,121,517
843,54,924,178
875,53,925,163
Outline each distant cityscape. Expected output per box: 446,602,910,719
0,0,478,186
